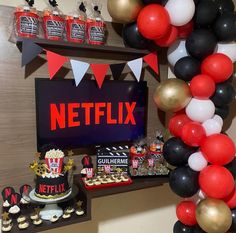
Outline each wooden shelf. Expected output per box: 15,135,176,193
16,37,150,57
76,175,169,199
4,175,168,233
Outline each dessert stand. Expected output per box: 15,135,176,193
29,185,78,220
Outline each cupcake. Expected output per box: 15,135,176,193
30,212,39,220
62,212,71,219
75,208,84,216
1,223,12,232
50,215,59,223
85,179,94,186
33,217,43,226
9,205,20,214
17,215,26,223
18,220,29,229
2,218,12,225
121,174,129,182
3,200,10,208
65,206,75,214
93,179,101,185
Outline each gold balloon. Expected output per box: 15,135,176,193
153,79,191,112
196,198,232,233
107,0,143,23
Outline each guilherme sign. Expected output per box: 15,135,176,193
35,79,147,150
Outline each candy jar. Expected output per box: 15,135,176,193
66,1,87,43
42,0,65,41
14,0,39,38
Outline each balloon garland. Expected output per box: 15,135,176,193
107,0,236,232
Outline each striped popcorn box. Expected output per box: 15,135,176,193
45,149,64,174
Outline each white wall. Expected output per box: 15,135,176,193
0,1,178,233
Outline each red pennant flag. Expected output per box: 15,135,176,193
91,64,109,89
143,52,159,75
46,50,68,80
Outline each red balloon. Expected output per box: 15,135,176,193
199,165,235,199
177,21,193,38
201,53,233,83
181,122,206,147
155,25,178,47
176,201,197,226
168,113,192,137
224,187,236,209
201,134,235,165
190,74,216,99
137,4,170,40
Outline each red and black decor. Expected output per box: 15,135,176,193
108,0,236,232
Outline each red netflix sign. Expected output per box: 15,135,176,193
50,102,136,131
36,79,147,150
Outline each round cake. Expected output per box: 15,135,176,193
30,149,73,199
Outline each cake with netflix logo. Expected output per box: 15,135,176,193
30,149,74,199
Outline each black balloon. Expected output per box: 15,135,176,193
122,22,150,49
214,12,236,42
169,166,199,198
194,1,218,27
186,29,217,60
215,105,229,119
194,226,207,233
214,0,235,14
193,0,199,5
142,0,168,5
211,82,235,107
230,208,236,232
173,221,196,233
225,157,236,179
163,137,196,166
174,56,201,82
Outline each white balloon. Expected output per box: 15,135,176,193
202,118,222,136
167,40,189,66
165,0,195,26
188,152,208,172
216,42,236,63
186,98,215,123
212,114,224,127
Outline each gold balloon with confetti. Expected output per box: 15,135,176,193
107,0,143,23
153,79,192,112
196,198,232,233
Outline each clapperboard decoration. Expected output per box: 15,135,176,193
97,145,129,174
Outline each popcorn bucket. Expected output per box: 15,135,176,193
86,168,94,178
131,160,139,169
87,20,106,45
45,157,63,174
66,18,86,43
15,11,39,38
43,15,65,41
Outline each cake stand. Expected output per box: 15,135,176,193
29,185,78,220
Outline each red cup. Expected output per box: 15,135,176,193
87,20,106,45
15,11,39,38
43,15,65,41
66,18,86,43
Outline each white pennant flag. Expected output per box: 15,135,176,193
127,58,143,82
70,59,90,86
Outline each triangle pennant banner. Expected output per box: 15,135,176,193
91,64,109,89
21,39,43,67
46,50,68,80
127,58,143,82
143,52,159,75
110,63,126,80
70,59,90,86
